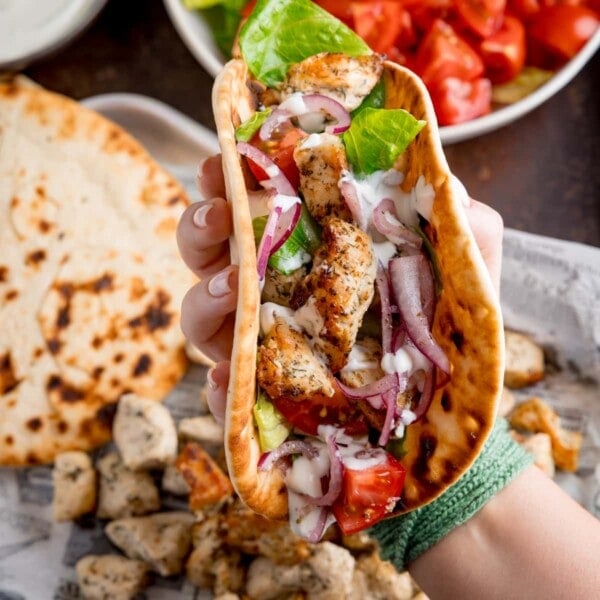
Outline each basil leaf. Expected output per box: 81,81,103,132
343,108,425,175
239,0,370,87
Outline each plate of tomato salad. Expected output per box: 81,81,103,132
164,0,599,144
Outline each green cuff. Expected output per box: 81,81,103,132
369,418,533,571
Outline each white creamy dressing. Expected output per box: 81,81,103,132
394,175,436,225
259,303,298,336
298,133,324,150
341,342,380,373
285,444,330,497
288,490,336,539
294,297,325,340
270,193,301,212
394,409,417,439
279,92,307,116
381,344,430,378
372,240,397,265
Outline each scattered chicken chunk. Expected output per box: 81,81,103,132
176,442,234,511
504,330,545,389
52,451,96,522
293,133,352,224
96,452,160,519
178,415,224,446
353,552,416,600
186,514,224,588
291,217,377,372
76,555,148,600
257,318,335,401
112,393,177,470
280,52,384,112
511,431,555,478
105,511,194,577
262,266,307,307
161,461,190,496
509,397,582,471
245,541,355,600
223,500,312,566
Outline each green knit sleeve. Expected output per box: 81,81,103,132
369,418,533,571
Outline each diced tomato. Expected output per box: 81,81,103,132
332,452,406,535
528,5,599,68
315,0,355,25
404,0,454,34
480,15,526,82
272,392,369,437
350,2,416,54
247,127,305,191
415,20,485,88
507,0,542,21
455,0,507,37
430,76,492,125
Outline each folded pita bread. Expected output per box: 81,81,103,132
213,57,504,521
0,81,195,466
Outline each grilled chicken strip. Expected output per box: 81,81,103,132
280,52,384,112
291,218,377,373
257,319,335,401
294,133,352,224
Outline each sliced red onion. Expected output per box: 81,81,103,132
373,199,423,248
258,439,319,471
304,435,343,506
237,141,295,197
304,507,330,543
419,255,436,327
256,206,281,280
340,178,367,230
260,93,350,140
378,387,398,446
411,367,436,421
335,373,398,404
376,263,393,354
269,199,302,254
389,255,450,374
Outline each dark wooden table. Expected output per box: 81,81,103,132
26,0,600,246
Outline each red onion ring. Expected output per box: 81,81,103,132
259,93,350,141
258,439,319,471
269,200,302,254
304,435,343,506
335,373,398,403
378,387,398,446
376,263,394,354
373,199,423,248
304,507,330,543
340,178,367,230
411,367,436,421
389,255,450,374
256,206,281,280
237,141,295,197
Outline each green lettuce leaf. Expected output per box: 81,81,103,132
343,108,426,175
238,0,370,87
253,392,292,452
235,109,272,142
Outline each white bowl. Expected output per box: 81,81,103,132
164,0,600,145
0,0,108,70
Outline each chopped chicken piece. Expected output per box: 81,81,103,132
281,52,384,112
176,442,234,511
339,338,384,388
105,511,194,577
353,552,416,600
162,461,191,495
96,452,159,519
291,217,377,372
212,551,246,597
257,318,335,401
245,542,355,600
223,500,312,565
504,330,545,389
76,555,148,600
511,431,555,478
509,397,582,472
186,515,223,588
262,266,307,307
178,415,224,445
293,133,352,224
113,393,177,470
52,451,96,522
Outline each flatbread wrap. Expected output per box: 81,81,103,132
212,0,504,539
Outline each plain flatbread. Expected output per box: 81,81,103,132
213,59,504,520
0,81,195,466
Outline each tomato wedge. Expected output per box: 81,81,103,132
455,0,507,37
350,2,416,54
480,15,526,82
430,76,492,125
272,392,369,437
332,452,406,535
528,5,599,68
415,19,485,88
247,127,305,191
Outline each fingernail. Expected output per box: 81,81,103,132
193,203,213,228
207,367,218,391
208,268,232,298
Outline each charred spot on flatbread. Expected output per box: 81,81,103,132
0,353,20,394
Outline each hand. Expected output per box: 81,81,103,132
177,156,504,423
